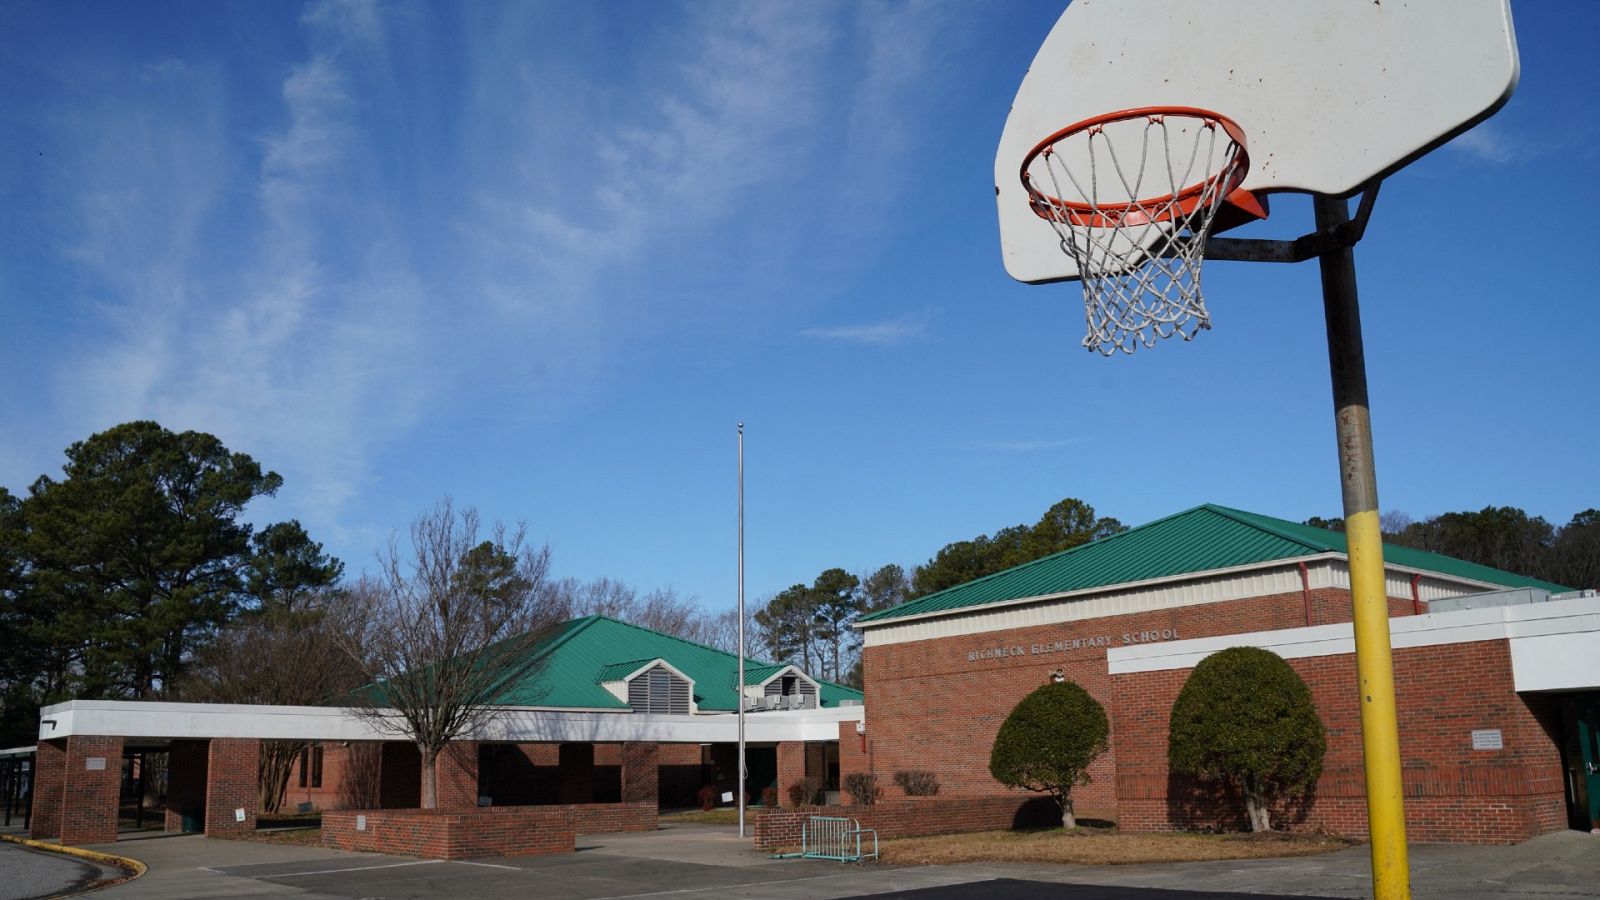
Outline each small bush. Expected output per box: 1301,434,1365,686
893,770,940,796
843,773,881,805
695,784,719,812
760,786,779,808
787,776,826,807
1168,646,1326,833
989,680,1109,828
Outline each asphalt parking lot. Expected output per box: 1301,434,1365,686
61,823,1600,900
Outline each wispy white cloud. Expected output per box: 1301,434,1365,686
1448,121,1516,164
799,313,928,346
45,1,429,542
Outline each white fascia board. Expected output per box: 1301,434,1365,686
1109,595,1600,688
856,552,1521,636
853,557,1335,633
0,745,35,758
36,699,866,745
470,705,862,744
37,701,395,743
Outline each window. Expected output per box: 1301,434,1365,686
299,746,324,788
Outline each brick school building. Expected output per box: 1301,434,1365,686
850,504,1598,843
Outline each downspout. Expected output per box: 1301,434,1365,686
1410,573,1423,616
1298,561,1313,627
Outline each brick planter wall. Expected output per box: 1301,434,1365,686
1110,637,1568,844
753,795,1058,851
322,807,575,859
559,802,657,833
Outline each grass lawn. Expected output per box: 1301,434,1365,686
660,807,765,825
876,825,1355,866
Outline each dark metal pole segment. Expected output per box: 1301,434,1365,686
1314,193,1409,899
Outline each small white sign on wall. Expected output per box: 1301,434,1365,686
235,808,247,823
85,757,106,771
356,814,367,832
720,792,733,803
1471,729,1504,751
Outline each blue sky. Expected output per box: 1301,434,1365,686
2,1,1596,614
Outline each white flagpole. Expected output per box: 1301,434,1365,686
737,422,746,838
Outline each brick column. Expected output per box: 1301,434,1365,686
775,741,806,807
620,742,659,806
837,720,869,806
204,738,260,836
435,741,479,809
29,739,66,839
164,740,208,833
60,735,123,844
557,743,595,805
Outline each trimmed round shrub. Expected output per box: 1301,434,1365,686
988,680,1108,827
1167,646,1327,832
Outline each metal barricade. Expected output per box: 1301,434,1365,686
772,815,879,863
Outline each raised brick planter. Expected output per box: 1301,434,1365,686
558,802,657,834
322,806,576,859
754,795,1058,851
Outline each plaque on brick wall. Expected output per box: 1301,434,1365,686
356,814,367,832
84,757,106,771
1470,729,1503,751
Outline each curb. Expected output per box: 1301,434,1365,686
0,833,146,892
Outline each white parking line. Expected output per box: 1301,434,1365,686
259,859,446,878
591,871,870,900
453,859,524,871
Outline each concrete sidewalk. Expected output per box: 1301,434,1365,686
73,825,1600,900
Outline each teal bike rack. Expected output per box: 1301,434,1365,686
770,815,879,863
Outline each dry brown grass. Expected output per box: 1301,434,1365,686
233,827,325,848
877,826,1354,866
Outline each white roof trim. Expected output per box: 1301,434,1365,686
34,699,863,744
856,551,1524,632
1106,594,1600,694
749,664,819,692
603,657,697,690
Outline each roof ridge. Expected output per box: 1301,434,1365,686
1199,504,1338,553
860,503,1217,622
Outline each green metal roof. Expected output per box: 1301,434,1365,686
594,659,661,683
858,503,1573,626
490,615,863,711
740,663,789,686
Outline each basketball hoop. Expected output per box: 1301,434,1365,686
1020,107,1264,355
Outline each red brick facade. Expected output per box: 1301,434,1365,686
776,741,805,806
435,740,479,809
1111,638,1568,843
164,739,208,832
45,735,123,844
620,742,659,805
29,739,65,840
204,738,260,836
862,583,1575,843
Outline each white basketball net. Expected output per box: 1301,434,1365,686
1024,113,1247,355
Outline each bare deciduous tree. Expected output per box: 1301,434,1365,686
338,499,562,809
181,589,363,811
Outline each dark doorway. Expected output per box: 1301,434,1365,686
1560,692,1600,831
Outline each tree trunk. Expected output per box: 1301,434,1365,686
1059,795,1077,829
1245,789,1272,832
258,741,304,813
419,745,438,809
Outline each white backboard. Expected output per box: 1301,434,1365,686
996,0,1519,283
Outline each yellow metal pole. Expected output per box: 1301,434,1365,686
1314,194,1409,899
